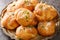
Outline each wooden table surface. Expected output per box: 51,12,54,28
0,0,60,40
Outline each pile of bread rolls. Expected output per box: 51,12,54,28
1,0,58,40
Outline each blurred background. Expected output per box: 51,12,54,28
0,0,60,40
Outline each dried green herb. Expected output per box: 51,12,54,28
24,11,29,19
26,11,29,14
23,11,29,14
23,11,30,22
12,13,14,15
13,4,15,6
25,16,28,19
24,0,31,5
25,15,29,22
39,6,43,9
24,0,28,3
41,25,45,29
24,0,29,4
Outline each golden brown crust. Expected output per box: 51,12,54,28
15,8,37,26
1,1,59,40
1,12,19,29
7,1,16,12
7,0,39,12
34,3,58,21
16,26,37,40
37,21,56,36
15,0,38,11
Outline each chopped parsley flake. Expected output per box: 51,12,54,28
24,0,28,3
23,11,29,14
25,16,28,19
23,11,30,22
26,12,29,14
39,6,43,9
12,13,14,15
25,15,29,22
41,25,45,29
25,11,29,14
24,0,31,5
24,0,29,4
13,4,15,6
